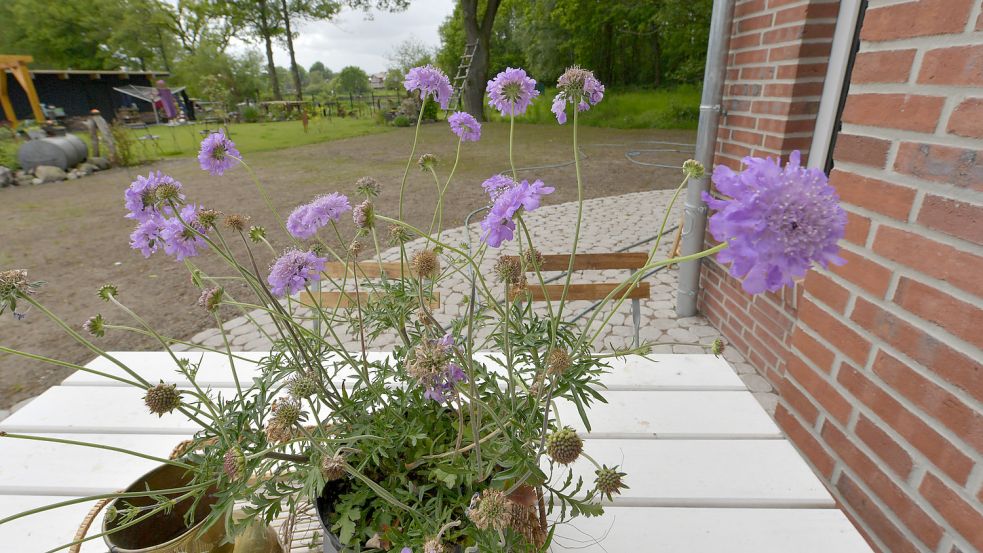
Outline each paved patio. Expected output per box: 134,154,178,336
178,189,778,415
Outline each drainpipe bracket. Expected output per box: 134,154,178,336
699,104,722,112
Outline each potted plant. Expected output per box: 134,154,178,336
0,64,846,552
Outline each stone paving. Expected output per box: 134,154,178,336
177,189,778,414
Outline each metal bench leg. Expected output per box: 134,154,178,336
632,298,641,348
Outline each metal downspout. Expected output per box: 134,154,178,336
675,0,737,317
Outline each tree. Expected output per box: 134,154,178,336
309,61,327,73
460,0,503,120
220,0,286,100
336,66,371,95
277,0,339,101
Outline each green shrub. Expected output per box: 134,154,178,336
392,115,412,127
242,105,260,123
421,98,438,121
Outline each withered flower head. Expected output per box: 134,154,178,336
711,338,726,357
266,399,303,442
493,256,522,284
355,176,381,198
154,182,183,203
0,269,43,316
224,214,250,232
411,249,440,279
223,446,246,481
682,159,706,179
418,153,439,171
423,538,447,553
522,247,544,270
197,287,223,312
387,224,411,246
83,314,106,337
467,489,513,532
348,240,365,258
321,453,347,481
144,382,181,417
196,209,222,228
547,349,572,376
353,199,374,230
288,374,318,399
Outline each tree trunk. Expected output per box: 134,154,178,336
461,0,502,121
259,0,282,100
652,32,662,87
279,0,304,101
156,28,171,73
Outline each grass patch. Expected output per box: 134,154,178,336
488,85,702,129
0,118,393,170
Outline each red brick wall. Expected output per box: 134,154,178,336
700,1,983,552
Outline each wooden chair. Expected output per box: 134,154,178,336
298,260,441,311
513,252,650,347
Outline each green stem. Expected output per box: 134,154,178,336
0,433,192,469
397,107,426,221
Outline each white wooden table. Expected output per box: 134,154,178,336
0,352,874,552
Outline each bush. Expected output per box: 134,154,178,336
392,115,412,127
421,98,438,121
110,121,139,167
242,105,260,123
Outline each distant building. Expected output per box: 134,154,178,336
0,69,168,124
369,72,387,90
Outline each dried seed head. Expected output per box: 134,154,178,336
411,249,440,279
546,426,583,465
154,182,182,203
547,349,572,376
423,538,447,553
248,226,266,243
682,159,706,179
711,338,725,357
144,382,181,417
224,214,250,232
97,284,118,302
266,399,303,442
387,224,411,246
321,453,347,481
223,446,246,481
522,248,544,270
506,276,529,301
288,374,318,399
418,153,439,171
197,209,222,228
197,287,223,312
416,308,436,327
468,489,512,532
83,314,106,337
0,269,31,297
493,256,522,284
595,465,628,500
348,240,365,258
355,176,381,198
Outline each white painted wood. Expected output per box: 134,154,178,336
555,439,834,507
549,507,874,552
64,352,745,391
0,434,177,496
0,495,106,553
0,386,230,435
555,390,781,438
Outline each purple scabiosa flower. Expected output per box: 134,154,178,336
481,174,516,197
267,249,327,297
159,204,208,261
129,216,164,258
479,179,554,248
124,171,184,221
285,193,351,240
551,66,605,124
403,65,453,110
198,131,240,176
487,67,539,116
448,111,481,141
423,362,467,403
704,151,846,295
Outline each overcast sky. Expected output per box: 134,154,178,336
230,0,456,75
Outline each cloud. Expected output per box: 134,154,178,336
230,0,455,74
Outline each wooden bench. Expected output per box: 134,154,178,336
298,261,441,311
512,252,650,347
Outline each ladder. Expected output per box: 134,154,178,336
448,41,477,110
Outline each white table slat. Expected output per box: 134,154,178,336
64,352,745,391
549,507,873,552
0,434,177,496
2,387,774,438
561,439,834,508
0,495,106,553
556,390,780,438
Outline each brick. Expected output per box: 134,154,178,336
872,225,982,295
830,169,916,220
775,372,820,424
763,23,835,45
799,300,870,363
947,98,983,138
873,351,983,454
777,62,828,80
725,98,752,113
775,2,839,25
803,271,850,313
836,473,921,553
854,415,913,479
916,195,983,245
894,142,983,192
838,364,975,484
841,94,945,132
763,134,812,152
764,81,825,98
829,249,893,297
769,42,832,62
861,0,974,41
731,129,764,146
735,0,766,18
851,297,983,404
757,116,817,133
787,355,853,423
723,114,757,129
775,404,835,478
730,32,762,50
918,45,983,86
843,211,871,245
735,48,769,65
741,66,776,80
721,140,753,158
832,134,891,169
919,473,983,552
893,277,982,349
739,13,774,32
852,50,916,84
823,422,944,550
790,329,836,373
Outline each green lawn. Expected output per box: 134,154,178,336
487,85,702,130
